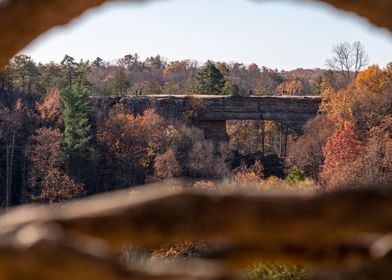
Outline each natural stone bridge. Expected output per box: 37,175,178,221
1,1,392,279
92,95,321,148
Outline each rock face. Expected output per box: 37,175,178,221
1,186,392,280
92,95,321,142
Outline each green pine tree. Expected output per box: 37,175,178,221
285,165,306,183
60,84,93,176
222,79,240,96
195,62,225,95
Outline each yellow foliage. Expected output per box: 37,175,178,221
234,171,260,182
192,180,215,190
258,177,319,192
257,176,283,190
355,65,389,94
320,85,357,126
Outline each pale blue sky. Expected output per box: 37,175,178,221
22,0,392,70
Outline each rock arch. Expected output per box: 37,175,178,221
92,95,320,152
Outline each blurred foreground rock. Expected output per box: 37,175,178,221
0,187,391,279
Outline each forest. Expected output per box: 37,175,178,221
0,41,390,207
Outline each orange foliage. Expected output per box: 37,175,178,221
227,120,264,155
37,168,85,205
109,103,133,116
315,65,392,188
275,79,305,96
98,108,163,166
355,65,389,94
233,160,264,182
320,85,357,126
321,65,392,134
36,88,63,127
153,149,181,180
28,128,84,204
29,128,64,170
192,180,215,190
97,108,164,186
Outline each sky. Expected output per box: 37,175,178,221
21,0,392,70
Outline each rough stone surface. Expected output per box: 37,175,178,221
92,95,321,142
0,186,391,279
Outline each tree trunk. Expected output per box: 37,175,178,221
6,134,15,208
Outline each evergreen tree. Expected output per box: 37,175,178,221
285,165,306,183
110,67,130,96
195,62,225,95
60,55,91,89
60,84,93,178
222,79,240,96
61,55,78,87
93,57,104,69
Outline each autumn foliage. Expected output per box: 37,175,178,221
97,105,230,189
301,64,392,189
28,128,84,204
153,149,181,180
97,107,164,187
355,65,389,94
1,52,391,206
233,160,264,182
320,122,363,189
287,116,335,181
36,88,63,128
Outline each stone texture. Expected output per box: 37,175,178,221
92,95,321,142
0,186,391,279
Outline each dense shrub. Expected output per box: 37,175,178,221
244,263,308,280
233,160,264,182
286,116,334,181
153,149,181,180
285,166,305,183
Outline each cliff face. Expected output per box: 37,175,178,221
91,95,321,134
1,0,392,69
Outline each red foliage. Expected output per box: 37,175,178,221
320,122,364,189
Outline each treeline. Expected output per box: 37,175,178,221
0,54,342,99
